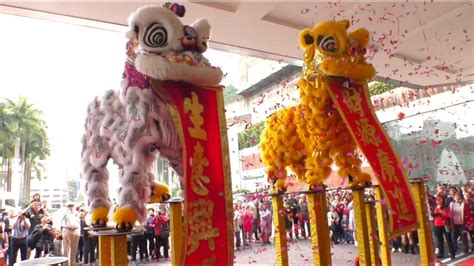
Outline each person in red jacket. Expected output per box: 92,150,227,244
432,195,455,259
152,211,169,261
464,192,474,252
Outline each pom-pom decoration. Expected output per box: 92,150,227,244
81,4,221,231
260,20,375,192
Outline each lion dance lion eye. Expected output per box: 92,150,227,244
143,22,168,48
317,35,337,53
361,48,367,55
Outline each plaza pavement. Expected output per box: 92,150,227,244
135,238,422,265
233,238,420,265
134,238,474,265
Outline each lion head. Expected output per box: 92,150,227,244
298,20,375,81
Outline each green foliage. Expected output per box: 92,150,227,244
223,84,242,104
19,198,31,209
368,81,396,96
233,188,251,194
171,185,181,198
238,121,265,150
0,97,50,195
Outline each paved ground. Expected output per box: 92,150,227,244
131,238,422,265
233,238,420,265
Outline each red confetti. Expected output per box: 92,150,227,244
397,112,405,120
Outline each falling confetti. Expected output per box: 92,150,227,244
301,8,310,14
397,112,405,120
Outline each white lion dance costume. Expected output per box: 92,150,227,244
81,4,223,231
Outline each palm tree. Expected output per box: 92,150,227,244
0,102,17,191
3,97,50,200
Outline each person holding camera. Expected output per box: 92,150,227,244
30,217,54,258
9,212,30,266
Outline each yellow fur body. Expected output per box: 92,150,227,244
90,207,109,227
113,206,138,232
149,182,172,203
112,182,170,231
260,20,375,191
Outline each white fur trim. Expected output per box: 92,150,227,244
135,53,223,86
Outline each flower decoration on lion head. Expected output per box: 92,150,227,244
125,3,223,86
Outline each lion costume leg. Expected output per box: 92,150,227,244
112,86,177,231
81,98,113,227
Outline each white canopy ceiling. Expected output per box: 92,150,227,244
1,1,473,88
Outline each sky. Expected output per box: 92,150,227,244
0,12,243,191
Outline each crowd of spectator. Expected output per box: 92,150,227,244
0,193,171,266
2,181,473,265
0,193,84,266
233,188,358,250
426,183,474,259
233,182,474,261
132,205,170,262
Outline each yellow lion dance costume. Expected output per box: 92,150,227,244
260,20,376,191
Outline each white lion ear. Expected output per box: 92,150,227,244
125,29,136,40
191,18,211,37
125,23,139,40
125,9,139,40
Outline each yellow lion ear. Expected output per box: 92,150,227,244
299,28,314,50
351,28,370,46
337,19,350,30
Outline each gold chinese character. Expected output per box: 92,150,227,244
188,199,220,254
191,142,210,196
343,88,365,116
377,150,399,184
201,254,216,266
392,187,415,221
356,118,381,147
184,92,207,140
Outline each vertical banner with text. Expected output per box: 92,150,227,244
326,78,418,236
151,80,234,265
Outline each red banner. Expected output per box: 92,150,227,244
151,80,234,265
327,78,418,236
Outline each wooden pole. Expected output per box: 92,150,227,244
98,235,111,265
111,234,128,265
97,230,129,265
351,185,371,265
169,198,184,266
366,200,380,265
410,179,435,265
374,186,392,266
272,192,289,266
307,187,332,265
